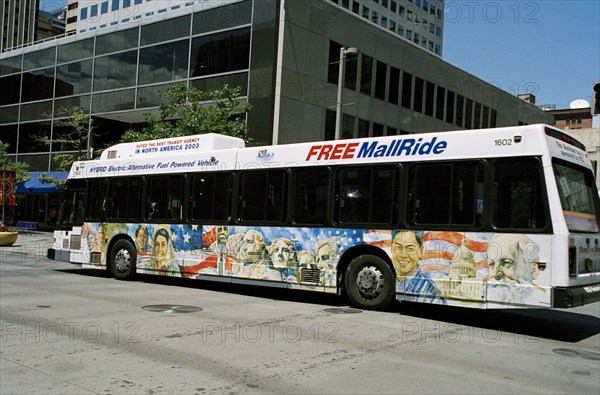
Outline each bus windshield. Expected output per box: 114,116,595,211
553,160,599,233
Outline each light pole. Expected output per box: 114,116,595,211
334,46,358,141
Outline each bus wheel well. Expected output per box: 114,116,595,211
336,245,395,296
105,234,135,269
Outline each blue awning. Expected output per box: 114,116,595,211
16,172,68,194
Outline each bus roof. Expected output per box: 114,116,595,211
70,125,592,179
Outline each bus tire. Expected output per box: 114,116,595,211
344,255,395,310
109,240,137,281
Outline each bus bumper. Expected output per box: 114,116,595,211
553,284,600,308
47,248,71,262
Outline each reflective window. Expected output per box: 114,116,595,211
335,165,397,225
192,0,252,35
22,67,55,102
108,178,142,220
23,47,56,71
493,158,546,230
293,167,330,225
137,84,173,109
88,178,107,221
465,98,473,129
56,60,93,97
389,66,400,104
18,122,49,153
95,28,139,55
93,50,137,91
408,162,484,226
57,38,94,64
189,173,233,222
0,106,19,124
91,89,135,113
446,90,455,124
146,175,184,221
436,86,445,120
455,94,464,127
190,27,250,77
360,54,373,95
345,52,358,90
0,75,21,105
327,41,342,84
138,39,189,85
413,77,424,113
0,125,18,150
20,101,53,122
238,170,287,223
0,55,22,76
402,72,412,109
141,15,190,46
375,61,387,100
425,81,435,116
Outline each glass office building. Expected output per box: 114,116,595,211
1,0,552,172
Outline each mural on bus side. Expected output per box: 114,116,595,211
80,223,549,306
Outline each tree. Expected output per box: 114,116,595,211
37,106,97,164
33,106,100,189
0,141,30,183
122,84,252,143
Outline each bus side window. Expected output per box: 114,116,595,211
238,170,286,223
292,167,330,225
407,161,484,227
147,175,184,221
492,158,546,230
88,178,107,221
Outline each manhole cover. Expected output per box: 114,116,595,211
142,305,203,314
552,348,600,361
323,308,362,314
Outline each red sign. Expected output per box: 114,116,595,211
0,170,16,206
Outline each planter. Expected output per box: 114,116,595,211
0,231,18,246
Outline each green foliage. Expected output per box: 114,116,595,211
0,141,30,183
122,84,251,143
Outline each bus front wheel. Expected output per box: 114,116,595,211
344,255,395,310
109,240,137,280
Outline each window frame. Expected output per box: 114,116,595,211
490,156,551,233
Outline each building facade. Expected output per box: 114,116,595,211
1,0,552,173
67,0,445,55
1,0,39,52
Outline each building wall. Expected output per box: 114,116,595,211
274,0,552,144
1,0,554,171
1,0,39,52
327,0,444,55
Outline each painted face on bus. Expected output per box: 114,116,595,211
216,226,228,244
269,238,296,269
154,234,169,264
391,231,422,279
489,258,518,282
238,230,266,263
488,234,540,284
136,226,148,253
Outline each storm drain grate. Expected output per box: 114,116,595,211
552,348,600,361
142,305,203,314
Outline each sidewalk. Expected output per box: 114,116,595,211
0,231,55,262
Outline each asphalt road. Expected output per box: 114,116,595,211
1,232,599,394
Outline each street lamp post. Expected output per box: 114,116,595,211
334,46,358,141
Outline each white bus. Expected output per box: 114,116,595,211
48,124,600,310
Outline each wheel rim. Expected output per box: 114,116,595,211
114,248,132,273
355,265,385,300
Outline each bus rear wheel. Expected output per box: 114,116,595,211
110,240,137,280
344,255,395,310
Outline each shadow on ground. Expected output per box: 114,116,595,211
57,268,600,343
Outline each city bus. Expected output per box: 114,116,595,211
47,124,600,310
